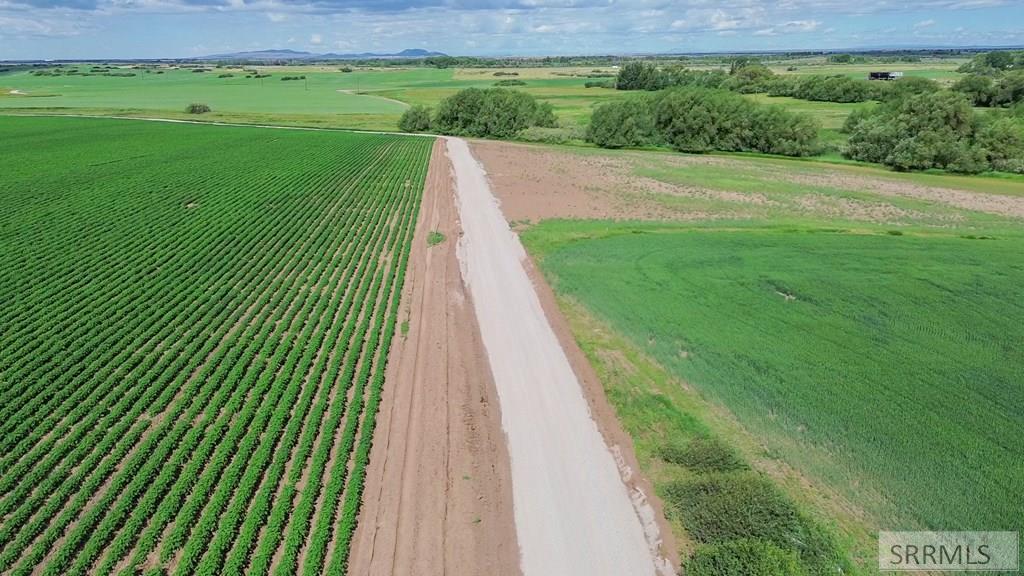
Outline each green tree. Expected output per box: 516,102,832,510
398,105,432,133
845,91,997,173
586,98,656,148
653,88,819,156
953,74,996,106
432,88,556,138
615,61,664,91
885,76,941,101
995,71,1024,106
723,64,775,93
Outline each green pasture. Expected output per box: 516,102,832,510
0,65,623,129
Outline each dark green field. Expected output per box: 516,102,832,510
0,116,432,576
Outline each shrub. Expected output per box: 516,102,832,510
494,79,526,87
953,74,997,106
654,88,819,156
958,50,1024,75
884,76,941,102
587,98,657,148
398,105,432,133
432,88,556,138
722,64,775,94
994,71,1024,107
976,116,1024,173
584,80,615,89
616,61,666,91
663,473,802,545
843,91,1016,173
185,103,211,114
769,75,876,103
684,539,804,576
656,437,748,473
663,472,848,575
516,125,586,144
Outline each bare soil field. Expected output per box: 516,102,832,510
471,140,1024,224
349,139,520,576
471,140,686,222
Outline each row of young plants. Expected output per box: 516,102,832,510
0,117,433,576
0,145,374,467
0,139,381,561
178,150,419,576
0,165,340,572
114,157,396,576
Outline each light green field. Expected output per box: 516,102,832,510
770,58,967,83
0,65,626,129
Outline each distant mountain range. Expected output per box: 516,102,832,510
198,48,447,61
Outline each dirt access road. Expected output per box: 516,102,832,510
446,137,669,576
349,139,520,576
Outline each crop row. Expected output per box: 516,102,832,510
0,117,433,576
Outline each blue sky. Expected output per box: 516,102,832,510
1,0,1022,60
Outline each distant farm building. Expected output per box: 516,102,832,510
868,71,905,81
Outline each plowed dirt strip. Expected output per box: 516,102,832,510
446,136,665,576
349,138,521,576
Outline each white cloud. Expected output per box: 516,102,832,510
2,0,1022,60
915,18,936,28
780,19,821,32
0,13,86,37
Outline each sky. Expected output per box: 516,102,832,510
1,0,1022,60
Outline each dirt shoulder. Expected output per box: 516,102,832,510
349,138,520,576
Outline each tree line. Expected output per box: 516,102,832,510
615,56,1024,108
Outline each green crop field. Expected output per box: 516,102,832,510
0,65,624,129
0,116,432,576
518,147,1024,571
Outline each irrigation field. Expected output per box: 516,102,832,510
0,116,432,576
